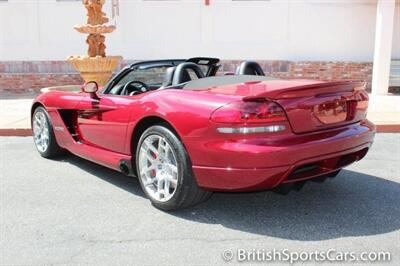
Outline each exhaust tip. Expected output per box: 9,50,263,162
119,160,134,176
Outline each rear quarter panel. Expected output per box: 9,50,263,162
124,89,240,153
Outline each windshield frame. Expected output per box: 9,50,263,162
101,59,185,95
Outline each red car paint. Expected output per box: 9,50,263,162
32,78,375,191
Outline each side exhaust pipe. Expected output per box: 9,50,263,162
119,160,136,177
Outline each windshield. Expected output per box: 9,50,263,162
115,66,171,87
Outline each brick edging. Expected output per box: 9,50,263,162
0,128,32,136
376,124,400,133
1,124,399,137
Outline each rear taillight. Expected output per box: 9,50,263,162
210,101,287,124
347,91,369,120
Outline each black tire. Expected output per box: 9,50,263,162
32,106,64,158
136,125,212,211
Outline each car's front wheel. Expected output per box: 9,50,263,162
136,125,212,210
32,106,64,158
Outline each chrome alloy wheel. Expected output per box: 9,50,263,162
138,134,179,202
33,110,50,153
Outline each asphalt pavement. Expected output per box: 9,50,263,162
1,134,399,265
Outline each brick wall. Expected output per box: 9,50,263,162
0,74,84,96
0,61,85,97
0,60,373,97
221,60,373,89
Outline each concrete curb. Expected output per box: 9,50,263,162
0,124,399,137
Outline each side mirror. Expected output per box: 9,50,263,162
81,81,99,99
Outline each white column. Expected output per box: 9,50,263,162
371,0,396,95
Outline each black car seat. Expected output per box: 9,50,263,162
159,66,176,88
235,61,265,76
172,62,205,85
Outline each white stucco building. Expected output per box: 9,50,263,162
0,0,399,94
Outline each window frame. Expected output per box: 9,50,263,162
102,59,185,95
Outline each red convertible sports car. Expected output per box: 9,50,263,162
31,57,375,210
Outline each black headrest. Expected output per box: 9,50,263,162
236,61,265,76
162,66,176,87
172,62,205,85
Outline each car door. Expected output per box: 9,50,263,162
76,60,183,154
76,94,134,154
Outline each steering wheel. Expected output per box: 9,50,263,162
121,80,149,96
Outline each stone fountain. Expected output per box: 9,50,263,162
68,0,122,86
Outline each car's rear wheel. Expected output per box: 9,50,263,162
136,125,212,210
32,106,64,158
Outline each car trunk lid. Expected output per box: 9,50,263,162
205,79,369,134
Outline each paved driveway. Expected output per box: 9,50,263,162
1,134,399,265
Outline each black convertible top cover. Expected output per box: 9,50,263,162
183,75,276,90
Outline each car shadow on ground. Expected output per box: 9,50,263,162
60,154,145,197
61,153,400,241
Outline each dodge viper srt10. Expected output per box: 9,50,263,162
31,57,375,210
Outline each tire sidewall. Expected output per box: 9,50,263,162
32,106,60,158
135,125,193,210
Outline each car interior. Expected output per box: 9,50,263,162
235,61,265,76
104,58,267,96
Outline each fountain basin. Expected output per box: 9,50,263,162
67,56,122,86
73,24,116,34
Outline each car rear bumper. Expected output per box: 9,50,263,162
189,120,375,191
